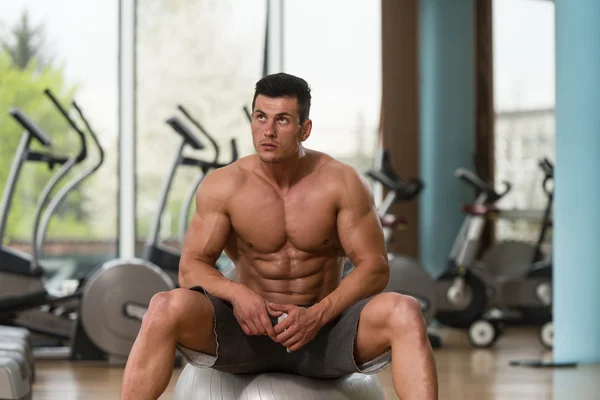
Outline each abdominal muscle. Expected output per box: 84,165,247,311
231,250,345,307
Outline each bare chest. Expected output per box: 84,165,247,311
228,181,340,254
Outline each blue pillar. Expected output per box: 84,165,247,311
554,0,600,364
419,0,475,276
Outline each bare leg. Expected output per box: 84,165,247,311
120,289,216,400
354,293,438,400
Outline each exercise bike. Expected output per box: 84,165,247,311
363,151,515,346
0,90,174,363
349,153,449,348
341,152,434,317
460,159,554,348
143,105,238,284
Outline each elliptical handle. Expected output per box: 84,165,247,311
230,138,239,162
72,100,105,165
44,89,87,162
243,105,252,122
165,116,205,151
178,104,219,163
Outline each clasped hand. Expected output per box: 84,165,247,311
231,286,323,352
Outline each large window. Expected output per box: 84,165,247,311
284,0,382,173
135,1,266,254
0,1,119,287
493,0,555,249
135,0,382,253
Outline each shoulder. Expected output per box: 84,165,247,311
310,151,374,204
196,156,254,202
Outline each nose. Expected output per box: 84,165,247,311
264,122,276,138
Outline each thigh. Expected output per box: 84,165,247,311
293,295,396,378
292,297,375,378
353,293,394,365
166,287,217,356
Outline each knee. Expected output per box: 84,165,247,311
378,293,427,338
144,289,188,328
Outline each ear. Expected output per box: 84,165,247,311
299,119,312,142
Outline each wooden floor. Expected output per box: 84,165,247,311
30,327,599,400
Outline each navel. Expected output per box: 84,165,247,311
323,239,329,245
247,242,253,248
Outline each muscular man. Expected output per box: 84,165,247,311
120,73,438,400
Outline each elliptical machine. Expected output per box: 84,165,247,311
175,105,239,250
0,90,174,363
142,105,238,284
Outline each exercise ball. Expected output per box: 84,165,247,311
174,364,385,400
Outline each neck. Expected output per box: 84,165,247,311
259,146,307,189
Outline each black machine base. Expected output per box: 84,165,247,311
428,332,442,349
69,318,108,362
69,318,183,367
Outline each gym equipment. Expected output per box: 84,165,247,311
352,151,445,347
0,326,34,383
0,346,32,385
0,107,70,305
175,105,238,248
0,90,174,363
174,366,384,400
0,328,31,350
0,93,96,342
364,151,512,346
143,106,238,283
473,158,554,279
461,159,554,348
243,105,252,122
342,152,434,321
0,339,33,383
0,356,30,400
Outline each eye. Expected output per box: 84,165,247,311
278,116,288,124
257,114,265,121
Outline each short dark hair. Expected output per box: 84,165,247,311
252,73,312,123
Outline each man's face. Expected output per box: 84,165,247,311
251,94,311,163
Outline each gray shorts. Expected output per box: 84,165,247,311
176,287,391,379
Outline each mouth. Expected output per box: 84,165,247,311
261,143,277,150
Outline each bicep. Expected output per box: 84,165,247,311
181,184,232,267
336,175,387,266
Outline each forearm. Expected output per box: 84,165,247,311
179,259,241,303
311,259,389,325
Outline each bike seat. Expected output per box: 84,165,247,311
0,247,44,277
365,150,424,201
